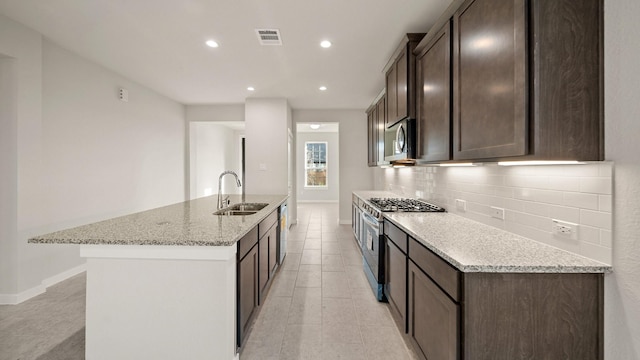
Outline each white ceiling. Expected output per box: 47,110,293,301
297,123,339,133
0,0,452,109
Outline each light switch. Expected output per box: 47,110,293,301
259,163,267,171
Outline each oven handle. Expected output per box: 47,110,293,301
361,211,380,230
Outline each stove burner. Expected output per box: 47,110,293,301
368,198,445,213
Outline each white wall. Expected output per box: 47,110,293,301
189,123,241,199
245,98,289,195
604,0,640,358
296,131,339,202
0,14,186,303
0,55,18,294
376,163,613,265
293,110,373,224
185,104,244,123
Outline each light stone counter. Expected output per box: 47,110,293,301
29,194,287,246
353,191,611,273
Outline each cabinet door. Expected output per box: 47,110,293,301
259,232,269,302
396,51,408,123
237,244,258,347
385,237,407,332
408,261,459,360
386,65,397,127
453,0,527,160
376,95,386,163
367,108,377,166
268,224,278,276
417,22,452,163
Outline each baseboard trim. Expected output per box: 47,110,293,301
0,263,86,305
338,219,352,225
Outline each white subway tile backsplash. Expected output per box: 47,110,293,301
580,242,612,265
514,188,564,205
580,209,612,230
599,195,612,212
600,230,612,248
563,192,599,210
379,162,612,265
523,202,550,217
579,225,601,245
548,205,581,224
580,177,612,194
546,176,581,192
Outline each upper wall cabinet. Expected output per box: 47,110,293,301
385,34,425,128
414,0,603,163
416,22,452,163
453,0,528,160
366,92,387,167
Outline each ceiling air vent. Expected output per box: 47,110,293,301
255,29,282,45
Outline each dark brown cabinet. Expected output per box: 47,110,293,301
366,106,377,167
408,261,459,360
416,21,452,163
412,0,603,163
366,92,387,167
385,34,424,127
376,95,386,164
453,0,527,160
258,209,278,301
384,222,407,332
384,218,603,360
237,227,259,348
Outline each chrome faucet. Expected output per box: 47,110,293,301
217,171,242,210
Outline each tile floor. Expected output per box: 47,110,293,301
0,203,416,360
240,203,417,360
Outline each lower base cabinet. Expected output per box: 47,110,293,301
408,261,459,360
237,243,258,347
386,219,604,360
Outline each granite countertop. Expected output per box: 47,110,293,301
29,194,288,247
353,191,611,274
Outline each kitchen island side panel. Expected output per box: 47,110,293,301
84,253,237,360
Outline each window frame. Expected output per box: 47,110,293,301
304,141,328,188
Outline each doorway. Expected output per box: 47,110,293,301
295,123,339,203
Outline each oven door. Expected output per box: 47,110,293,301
361,211,386,301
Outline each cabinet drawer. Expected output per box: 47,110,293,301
409,237,460,302
259,210,278,239
238,227,258,260
384,220,408,253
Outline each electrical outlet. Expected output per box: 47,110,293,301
455,199,466,212
490,206,505,220
552,219,579,240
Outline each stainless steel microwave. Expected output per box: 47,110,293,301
384,118,416,162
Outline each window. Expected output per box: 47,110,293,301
305,142,327,187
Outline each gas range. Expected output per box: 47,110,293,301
362,197,445,220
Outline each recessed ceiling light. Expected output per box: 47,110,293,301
247,86,255,91
319,86,327,91
320,40,332,48
309,124,321,130
205,40,219,48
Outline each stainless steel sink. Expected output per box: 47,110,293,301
213,210,258,216
213,203,268,216
227,203,268,211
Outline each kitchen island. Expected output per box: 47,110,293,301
29,194,288,360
